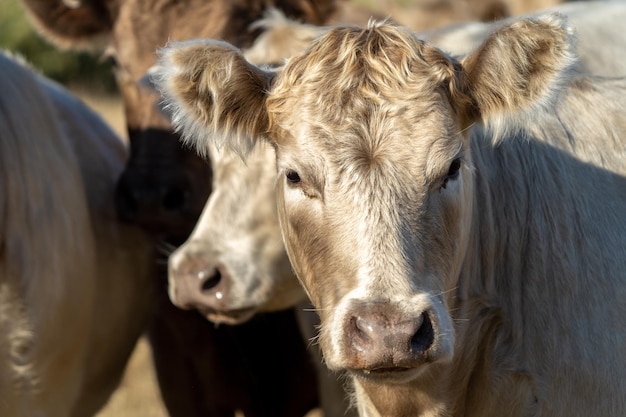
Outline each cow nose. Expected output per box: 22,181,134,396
346,304,435,371
168,253,231,312
115,171,189,225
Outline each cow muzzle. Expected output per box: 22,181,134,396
168,248,257,325
339,298,454,380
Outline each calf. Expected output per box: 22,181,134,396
156,13,626,417
0,51,153,417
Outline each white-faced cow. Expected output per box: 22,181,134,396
164,5,626,414
155,13,626,417
165,3,626,415
0,51,154,417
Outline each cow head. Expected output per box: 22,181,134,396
164,16,327,325
155,13,574,385
167,143,308,325
21,0,338,241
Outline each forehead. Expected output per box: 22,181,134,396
268,23,460,166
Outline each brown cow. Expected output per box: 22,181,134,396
20,0,338,240
155,13,626,417
0,51,154,417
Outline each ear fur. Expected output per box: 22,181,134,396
154,39,275,157
459,13,576,139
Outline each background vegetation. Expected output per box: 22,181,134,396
0,0,117,91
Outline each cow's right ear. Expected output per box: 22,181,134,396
154,39,275,157
21,0,116,50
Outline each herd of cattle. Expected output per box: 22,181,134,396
2,0,625,416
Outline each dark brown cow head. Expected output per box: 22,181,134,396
22,0,338,241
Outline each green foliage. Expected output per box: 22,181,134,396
0,0,117,91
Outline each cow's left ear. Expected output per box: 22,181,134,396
458,13,576,131
154,39,276,157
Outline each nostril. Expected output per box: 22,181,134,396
200,268,221,292
411,312,435,354
163,187,187,211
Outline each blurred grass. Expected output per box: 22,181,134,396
0,0,117,91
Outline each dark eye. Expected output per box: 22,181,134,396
286,169,301,185
441,158,462,190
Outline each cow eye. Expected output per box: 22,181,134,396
441,158,462,190
285,169,301,185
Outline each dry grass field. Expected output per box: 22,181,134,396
95,338,169,417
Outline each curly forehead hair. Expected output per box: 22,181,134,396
267,21,468,124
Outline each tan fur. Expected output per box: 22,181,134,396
0,52,153,417
156,14,626,417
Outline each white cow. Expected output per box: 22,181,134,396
0,51,154,417
164,3,626,415
156,11,626,417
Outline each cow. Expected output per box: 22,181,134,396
162,3,626,414
164,3,626,415
154,12,626,417
240,1,626,80
0,50,154,417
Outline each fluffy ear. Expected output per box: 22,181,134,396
459,13,576,134
154,39,275,157
21,0,115,51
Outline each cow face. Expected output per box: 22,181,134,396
267,27,471,377
21,0,338,241
155,15,574,382
168,143,306,325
